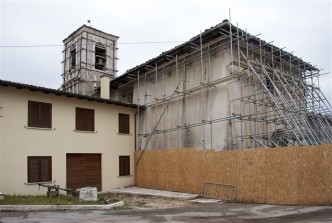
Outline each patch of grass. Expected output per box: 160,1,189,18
0,195,102,205
0,193,194,209
136,200,148,207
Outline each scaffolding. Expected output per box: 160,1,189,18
111,19,331,155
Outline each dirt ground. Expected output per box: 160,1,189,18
104,193,196,209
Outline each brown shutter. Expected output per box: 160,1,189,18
28,101,52,128
28,101,40,127
124,156,130,175
28,157,40,183
119,156,130,176
119,113,129,134
119,157,123,176
40,103,52,128
28,156,52,183
76,108,83,130
40,157,52,182
85,109,95,131
76,108,94,131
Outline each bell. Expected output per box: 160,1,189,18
96,58,104,66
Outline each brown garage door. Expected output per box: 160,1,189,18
66,154,101,191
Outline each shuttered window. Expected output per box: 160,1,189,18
76,107,94,131
27,156,52,183
119,113,130,134
28,101,52,128
119,156,130,176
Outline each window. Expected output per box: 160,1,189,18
95,42,106,70
70,47,76,69
119,113,130,134
27,156,52,183
76,107,94,131
28,101,52,128
119,156,130,176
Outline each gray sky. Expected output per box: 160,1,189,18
1,0,331,103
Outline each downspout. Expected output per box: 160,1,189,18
134,111,138,151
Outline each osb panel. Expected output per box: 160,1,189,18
182,149,205,193
135,148,240,194
323,145,332,205
297,146,326,205
135,145,332,205
265,147,299,205
169,149,198,192
237,148,266,203
201,150,239,188
135,151,154,188
160,149,200,193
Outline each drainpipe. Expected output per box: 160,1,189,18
134,111,138,151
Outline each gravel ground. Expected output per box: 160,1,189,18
106,193,196,209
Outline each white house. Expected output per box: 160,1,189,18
0,79,137,195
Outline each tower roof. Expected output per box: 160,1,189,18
63,24,119,44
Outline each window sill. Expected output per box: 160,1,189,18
25,126,54,131
73,130,97,133
94,68,108,73
117,175,133,178
117,133,132,135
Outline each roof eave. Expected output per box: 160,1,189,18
110,20,319,87
0,79,138,108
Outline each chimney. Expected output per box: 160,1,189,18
100,74,111,99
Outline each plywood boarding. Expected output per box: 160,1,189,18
297,146,326,205
237,148,266,203
323,145,332,205
135,145,332,205
265,147,299,205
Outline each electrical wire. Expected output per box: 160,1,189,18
0,41,185,48
0,45,62,48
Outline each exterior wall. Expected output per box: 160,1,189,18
0,86,136,195
0,99,3,192
62,26,118,95
108,22,315,150
127,43,290,151
132,46,247,150
135,145,332,205
111,87,134,104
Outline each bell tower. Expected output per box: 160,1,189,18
61,25,119,95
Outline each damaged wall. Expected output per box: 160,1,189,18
133,46,245,151
135,145,332,205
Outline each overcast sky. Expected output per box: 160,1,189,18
1,0,331,103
